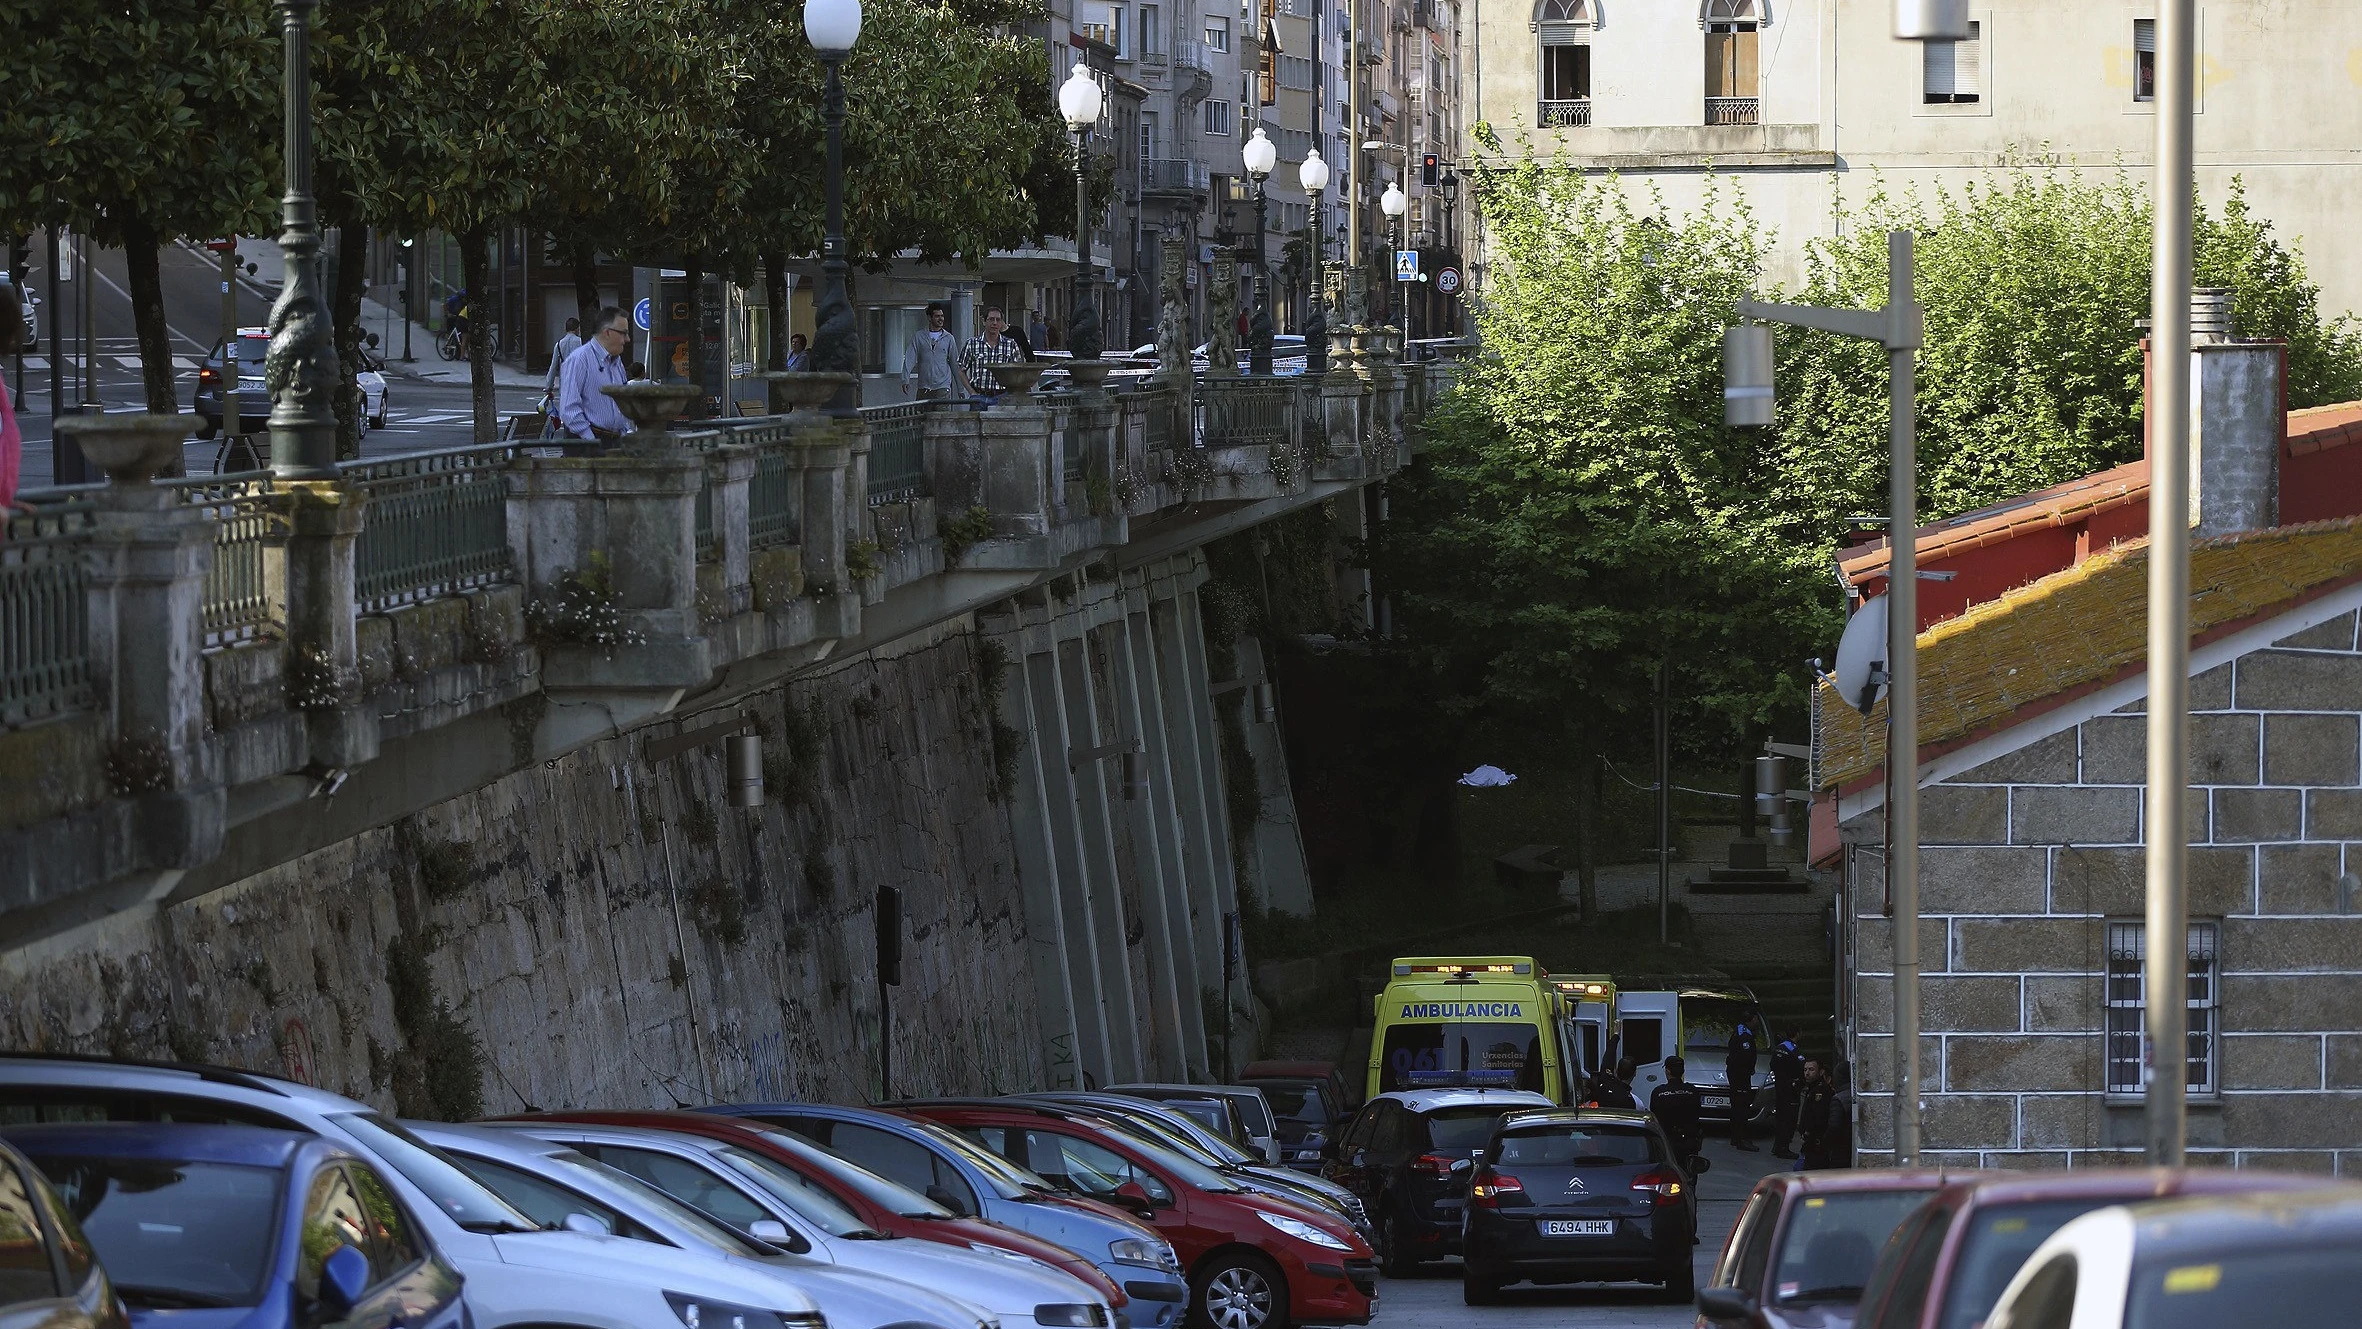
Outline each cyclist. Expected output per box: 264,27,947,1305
444,287,471,357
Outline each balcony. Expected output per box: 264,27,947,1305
1142,158,1212,199
1539,98,1591,127
1705,96,1760,126
1173,38,1212,75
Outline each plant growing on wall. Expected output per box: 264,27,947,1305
525,552,640,654
940,506,996,563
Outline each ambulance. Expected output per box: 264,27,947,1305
1547,973,1618,1087
1367,956,1569,1102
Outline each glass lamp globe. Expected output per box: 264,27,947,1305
804,0,862,53
1298,148,1330,195
1242,127,1277,179
1380,182,1407,218
1059,63,1104,130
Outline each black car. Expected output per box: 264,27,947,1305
194,328,271,438
1459,1108,1698,1306
1319,1088,1557,1276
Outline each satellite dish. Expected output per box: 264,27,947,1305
1832,595,1891,714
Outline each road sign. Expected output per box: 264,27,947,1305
633,298,652,330
1395,249,1420,282
204,238,238,254
1436,266,1462,296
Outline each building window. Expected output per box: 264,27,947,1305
1280,54,1315,90
2104,920,2219,1097
1704,0,1760,125
1922,20,1981,103
1534,0,1591,126
1205,98,1234,135
2133,18,2156,101
1141,4,1161,56
1207,14,1230,51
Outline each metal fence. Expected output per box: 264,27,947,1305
166,471,285,646
1199,379,1294,449
1539,98,1592,127
343,444,516,615
1,495,98,729
861,403,929,504
1705,96,1760,126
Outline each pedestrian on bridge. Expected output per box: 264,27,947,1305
1769,1033,1805,1160
1648,1055,1704,1174
557,307,633,444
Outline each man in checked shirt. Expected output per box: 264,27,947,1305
960,305,1026,400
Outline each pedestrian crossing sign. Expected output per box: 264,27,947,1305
1395,249,1420,282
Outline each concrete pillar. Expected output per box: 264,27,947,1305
789,418,851,596
924,406,985,516
845,420,873,549
1021,627,1119,1085
989,615,1089,1091
506,443,712,690
981,397,1053,538
1059,622,1148,1083
711,444,756,618
1230,635,1314,917
1118,564,1212,1078
84,485,216,788
281,482,379,767
1159,578,1251,1068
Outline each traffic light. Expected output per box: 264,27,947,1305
1421,153,1440,188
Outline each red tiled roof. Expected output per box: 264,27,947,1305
1837,460,2150,587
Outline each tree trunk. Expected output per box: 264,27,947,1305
332,222,369,460
570,237,599,334
684,250,706,417
461,227,497,442
119,217,183,427
763,252,789,372
1576,748,1601,920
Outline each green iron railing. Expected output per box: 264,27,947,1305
860,403,930,504
165,471,286,646
343,443,516,615
1,493,99,729
1199,378,1293,449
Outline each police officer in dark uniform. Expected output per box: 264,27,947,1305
1798,1058,1840,1169
1726,1020,1761,1151
1769,1033,1805,1159
1649,1055,1705,1172
1586,1056,1639,1110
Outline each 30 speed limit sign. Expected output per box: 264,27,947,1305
1436,266,1462,296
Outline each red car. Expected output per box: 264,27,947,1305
1696,1168,1983,1329
899,1100,1375,1329
1850,1166,2352,1329
507,1110,1127,1311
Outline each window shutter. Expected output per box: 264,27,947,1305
1537,20,1582,42
1706,29,1733,96
1735,27,1759,95
1959,22,1982,96
2134,18,2155,52
1923,38,1954,98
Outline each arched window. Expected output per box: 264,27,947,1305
1534,0,1593,125
1703,0,1758,123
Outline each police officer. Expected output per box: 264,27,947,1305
1649,1055,1705,1172
1797,1058,1839,1169
1769,1033,1805,1160
1586,1056,1638,1110
1727,1020,1760,1152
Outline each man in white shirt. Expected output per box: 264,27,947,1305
558,306,633,442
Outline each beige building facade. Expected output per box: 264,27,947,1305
1463,0,2362,318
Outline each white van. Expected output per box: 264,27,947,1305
1616,986,1775,1127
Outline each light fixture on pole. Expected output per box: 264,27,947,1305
804,0,864,410
1241,126,1278,375
266,0,339,479
1299,148,1331,376
1379,181,1408,344
1058,63,1106,364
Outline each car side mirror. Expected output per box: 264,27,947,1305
749,1218,790,1241
318,1244,370,1318
562,1211,613,1236
925,1185,975,1217
1696,1286,1754,1320
1113,1180,1160,1214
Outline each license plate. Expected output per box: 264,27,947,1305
1543,1220,1615,1236
1700,1093,1729,1107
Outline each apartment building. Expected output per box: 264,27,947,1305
1465,1,2362,319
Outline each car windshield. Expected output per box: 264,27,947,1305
328,1113,537,1232
1426,1106,1532,1153
1254,1082,1331,1125
2125,1244,2352,1329
1772,1190,1939,1306
1680,997,1757,1057
1935,1198,2116,1329
1380,1023,1545,1092
1494,1126,1659,1166
903,1118,1041,1200
29,1153,279,1308
1100,1108,1234,1166
1222,1094,1276,1136
753,1128,950,1218
233,337,266,365
714,1145,882,1237
555,1151,768,1255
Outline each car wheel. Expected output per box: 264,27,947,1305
1377,1210,1418,1278
1661,1261,1696,1303
1192,1251,1286,1329
371,411,386,428
1462,1269,1502,1306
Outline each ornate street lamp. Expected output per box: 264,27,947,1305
266,0,340,478
1298,148,1330,377
1380,180,1408,346
1241,126,1277,375
805,0,863,407
1058,62,1105,363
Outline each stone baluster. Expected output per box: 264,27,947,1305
925,403,986,517
982,393,1053,539
710,442,757,619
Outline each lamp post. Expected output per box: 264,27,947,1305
266,0,339,479
1241,127,1277,375
1379,181,1407,344
398,237,414,362
1059,63,1105,363
805,0,863,408
1299,148,1330,376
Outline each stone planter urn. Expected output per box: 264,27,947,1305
757,371,858,415
601,382,701,437
55,412,192,486
1064,359,1117,390
989,363,1051,396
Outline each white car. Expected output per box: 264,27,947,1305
0,1057,832,1329
492,1121,1115,1329
413,1122,1001,1329
1985,1189,2362,1329
359,365,388,430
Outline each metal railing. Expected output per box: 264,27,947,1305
1199,379,1294,449
1,495,98,729
1173,39,1213,75
343,443,517,615
695,470,717,561
1143,158,1212,195
861,403,930,505
1705,96,1760,125
1540,98,1592,127
166,471,285,646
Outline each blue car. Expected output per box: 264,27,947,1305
4,1123,466,1329
703,1103,1190,1329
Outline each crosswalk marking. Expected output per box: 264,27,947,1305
14,355,203,373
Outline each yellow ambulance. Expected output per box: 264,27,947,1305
1366,956,1570,1102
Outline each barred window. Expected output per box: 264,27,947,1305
2103,920,2219,1097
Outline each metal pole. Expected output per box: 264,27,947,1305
1656,656,1670,945
1887,229,1922,1167
1072,126,1103,362
221,242,241,442
1249,175,1273,374
2144,0,2195,1166
1306,187,1327,375
811,53,857,407
1345,0,1359,267
44,226,60,425
266,0,339,479
77,230,95,410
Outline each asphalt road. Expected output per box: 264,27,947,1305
1363,1135,1782,1329
8,238,539,487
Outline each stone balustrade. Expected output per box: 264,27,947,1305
0,345,1463,946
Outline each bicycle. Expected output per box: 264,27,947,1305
437,323,465,361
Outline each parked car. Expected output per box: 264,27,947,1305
0,1056,831,1329
503,1109,1122,1299
704,1102,1189,1328
1985,1188,2362,1329
6,1122,465,1329
414,1121,1035,1329
0,1133,128,1329
1107,1086,1281,1166
1318,1088,1556,1276
1694,1168,1976,1329
900,1100,1375,1329
1851,1167,2352,1329
1237,1062,1356,1170
1459,1108,1698,1305
193,329,271,439
1012,1093,1371,1242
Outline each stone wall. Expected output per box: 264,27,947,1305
0,625,1047,1116
1845,606,2362,1173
